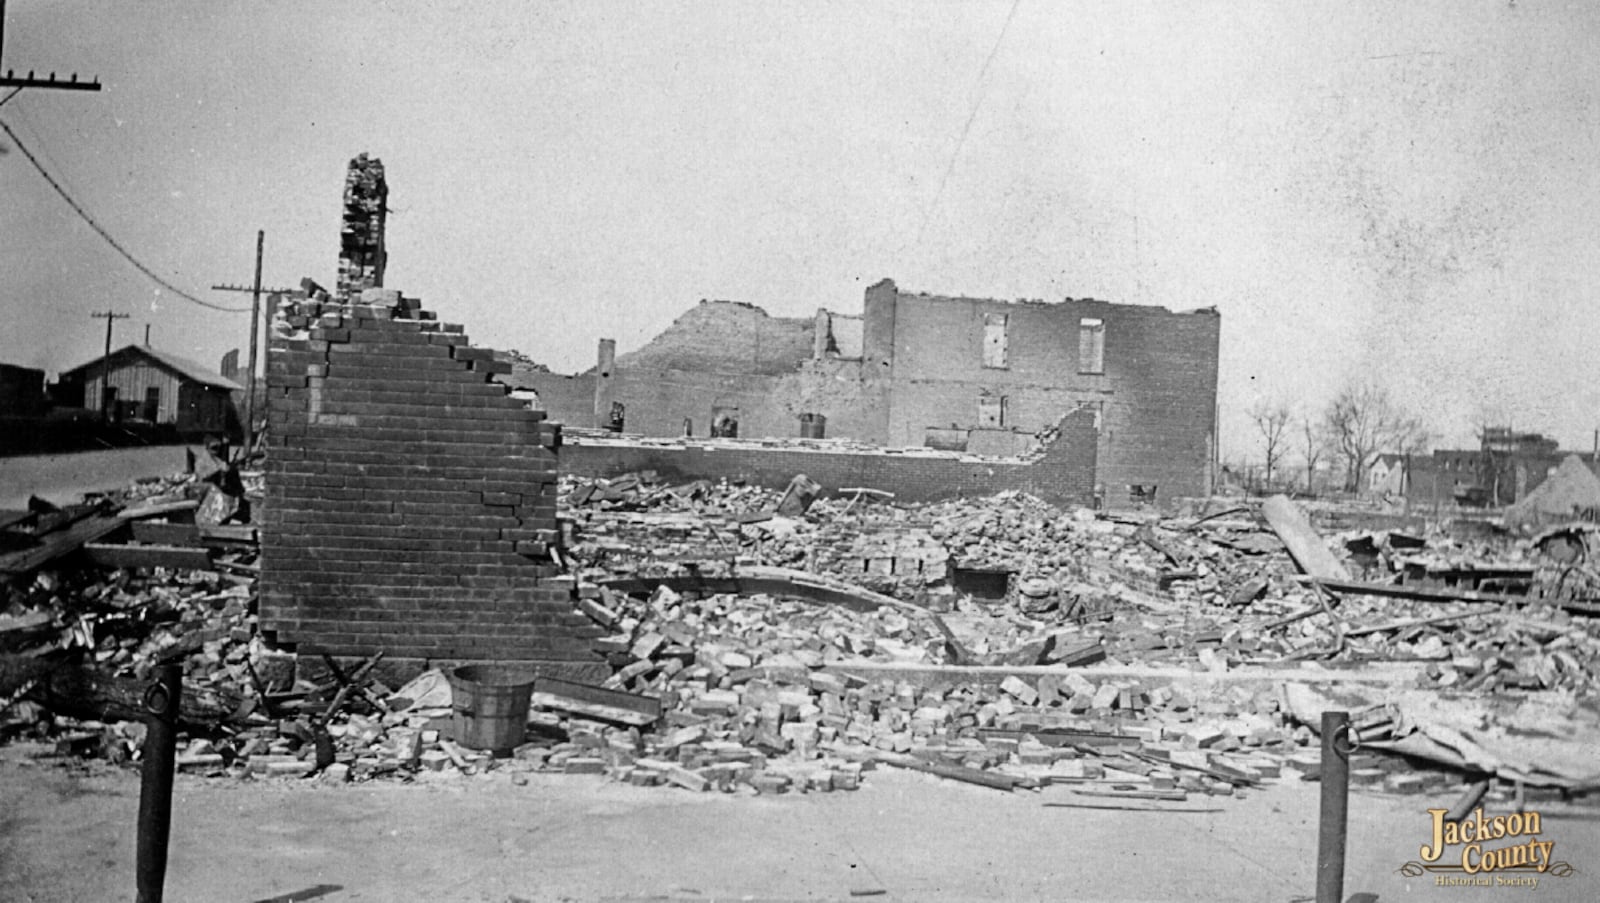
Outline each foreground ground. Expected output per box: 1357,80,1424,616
3,749,1596,903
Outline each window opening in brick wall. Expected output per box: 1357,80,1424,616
711,406,740,438
977,394,1006,428
1128,483,1158,505
982,313,1008,369
1079,318,1105,374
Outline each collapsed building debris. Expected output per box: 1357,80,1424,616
6,457,1598,808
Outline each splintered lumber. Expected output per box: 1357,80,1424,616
530,677,662,727
1261,495,1350,581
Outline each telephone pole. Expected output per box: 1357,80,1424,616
0,0,102,99
212,231,294,455
90,309,128,421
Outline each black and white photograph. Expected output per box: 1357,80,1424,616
2,2,1597,901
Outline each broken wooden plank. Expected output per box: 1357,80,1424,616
81,543,214,571
0,514,128,575
1261,495,1351,581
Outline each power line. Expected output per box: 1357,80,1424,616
0,116,250,313
915,0,1022,247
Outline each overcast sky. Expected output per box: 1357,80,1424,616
2,1,1596,459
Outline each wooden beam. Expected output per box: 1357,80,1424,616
1313,577,1600,616
1261,495,1351,580
197,524,258,545
81,543,213,570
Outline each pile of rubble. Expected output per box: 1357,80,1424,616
5,465,1600,803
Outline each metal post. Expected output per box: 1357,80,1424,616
242,229,264,455
136,663,182,903
1316,710,1351,903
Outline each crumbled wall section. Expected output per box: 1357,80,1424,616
562,406,1099,508
260,292,602,663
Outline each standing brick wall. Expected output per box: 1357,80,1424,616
561,406,1099,507
260,291,602,665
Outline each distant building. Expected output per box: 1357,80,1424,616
1367,453,1406,496
0,363,48,417
514,278,1221,506
54,344,243,437
1405,428,1599,508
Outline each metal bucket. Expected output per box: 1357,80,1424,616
448,665,536,756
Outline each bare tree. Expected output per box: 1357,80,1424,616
1300,414,1327,495
1248,400,1292,489
1324,383,1428,493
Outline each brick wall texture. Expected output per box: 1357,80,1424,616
562,405,1100,508
260,291,602,663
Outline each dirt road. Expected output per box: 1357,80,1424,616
0,446,194,510
4,748,1594,902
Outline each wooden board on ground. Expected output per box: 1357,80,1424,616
530,677,662,727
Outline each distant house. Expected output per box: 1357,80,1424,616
1368,453,1406,496
55,344,242,437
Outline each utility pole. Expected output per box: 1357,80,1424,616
90,309,128,421
213,232,294,456
0,0,102,99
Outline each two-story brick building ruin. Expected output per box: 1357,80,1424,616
516,279,1221,507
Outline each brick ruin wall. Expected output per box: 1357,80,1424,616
336,153,388,302
561,405,1100,508
512,288,1219,507
259,291,604,668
